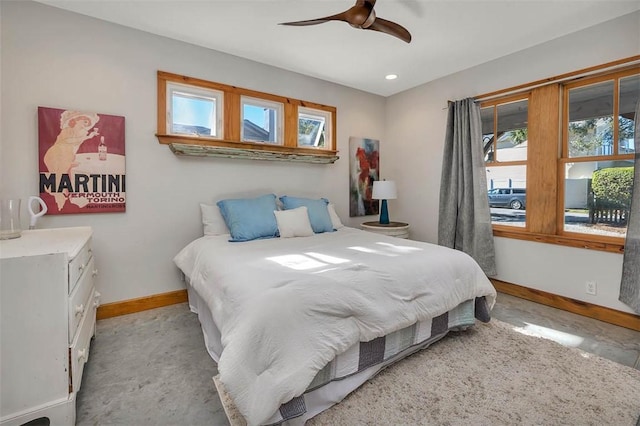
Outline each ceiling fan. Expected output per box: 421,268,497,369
279,0,412,44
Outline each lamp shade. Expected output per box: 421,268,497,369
372,180,397,200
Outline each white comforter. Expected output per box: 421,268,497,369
174,227,496,425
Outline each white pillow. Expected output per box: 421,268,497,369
274,206,314,238
200,203,229,236
328,203,344,229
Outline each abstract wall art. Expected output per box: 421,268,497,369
349,137,379,217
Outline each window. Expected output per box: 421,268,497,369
562,69,637,240
298,107,331,148
567,81,614,157
479,59,638,252
481,96,529,228
241,96,283,144
167,82,223,139
156,71,337,163
619,74,639,155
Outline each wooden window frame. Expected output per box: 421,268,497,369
481,93,531,233
156,71,338,163
240,95,284,145
298,106,333,149
477,58,639,254
558,68,636,246
165,81,224,139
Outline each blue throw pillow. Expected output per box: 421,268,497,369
279,196,334,233
217,194,279,242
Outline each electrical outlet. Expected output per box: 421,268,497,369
585,280,597,295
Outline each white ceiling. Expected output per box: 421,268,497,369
37,0,640,97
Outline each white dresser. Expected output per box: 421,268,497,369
0,227,99,426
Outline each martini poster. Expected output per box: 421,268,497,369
38,106,126,214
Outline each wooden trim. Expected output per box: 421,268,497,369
527,84,560,234
491,279,640,332
330,109,337,152
558,154,635,164
157,76,167,135
486,160,528,167
493,228,625,254
225,92,241,141
158,70,337,112
613,78,620,155
479,92,531,108
562,65,640,91
157,70,338,162
284,103,297,148
476,55,640,101
97,282,640,333
556,160,566,235
96,289,188,320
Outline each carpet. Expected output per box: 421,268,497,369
213,319,640,425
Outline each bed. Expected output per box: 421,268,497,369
173,195,497,426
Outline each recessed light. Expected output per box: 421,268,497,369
385,74,398,80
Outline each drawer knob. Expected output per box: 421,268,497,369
92,268,98,277
93,291,102,308
78,348,88,361
75,304,85,316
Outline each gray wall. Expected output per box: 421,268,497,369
0,1,386,304
385,11,640,313
3,1,639,313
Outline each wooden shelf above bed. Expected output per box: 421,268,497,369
158,135,340,164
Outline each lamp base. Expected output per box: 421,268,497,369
379,199,390,224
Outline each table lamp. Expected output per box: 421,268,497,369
372,180,397,225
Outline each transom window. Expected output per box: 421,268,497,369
298,107,331,148
241,96,283,144
156,71,338,163
167,82,223,139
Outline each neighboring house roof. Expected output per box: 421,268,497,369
243,119,269,141
172,123,211,136
172,121,271,141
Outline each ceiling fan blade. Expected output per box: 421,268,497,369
280,12,349,27
280,1,411,43
367,17,412,43
356,0,376,7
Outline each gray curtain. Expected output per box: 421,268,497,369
619,100,640,314
438,98,497,277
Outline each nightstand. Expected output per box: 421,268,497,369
360,221,410,239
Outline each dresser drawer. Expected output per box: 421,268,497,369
68,240,92,294
68,256,95,343
70,288,97,394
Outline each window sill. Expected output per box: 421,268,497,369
492,228,625,254
157,134,339,164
